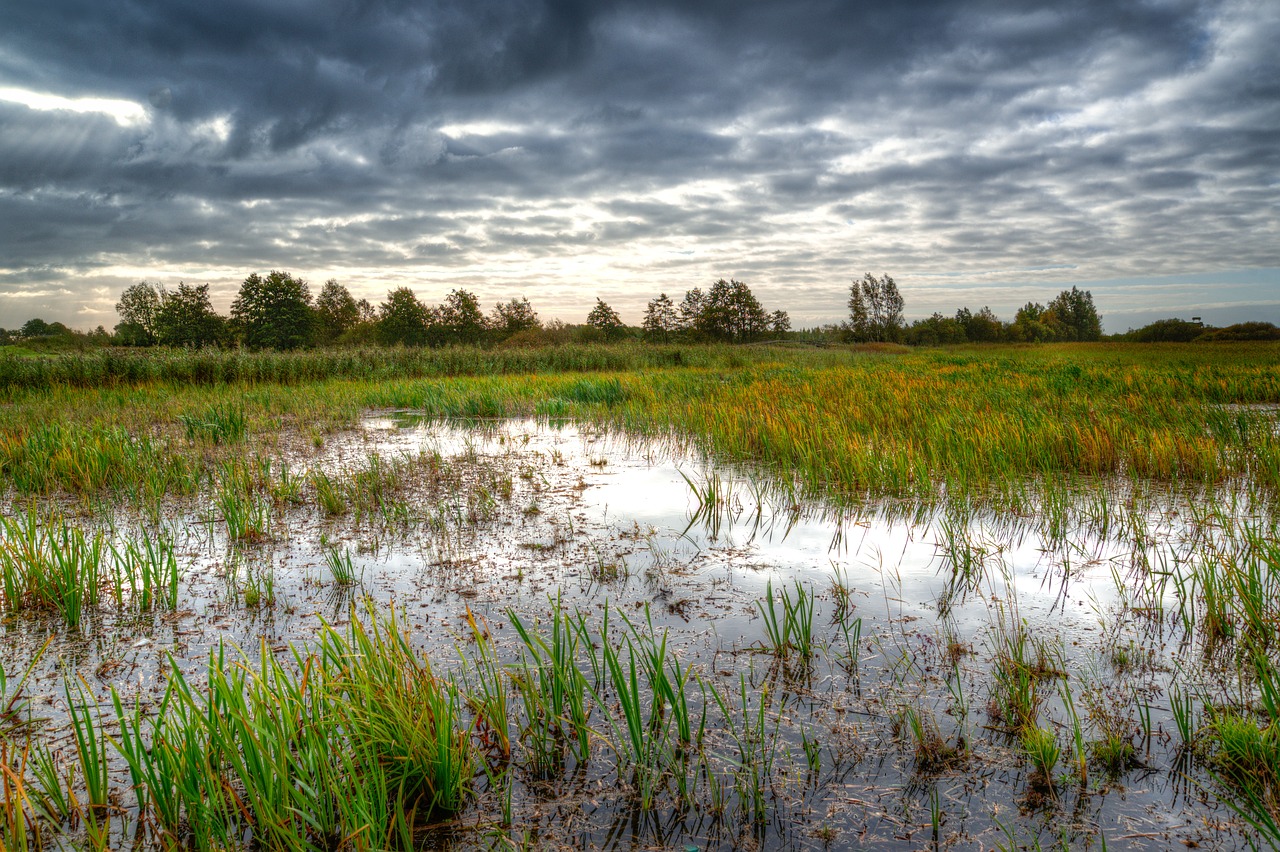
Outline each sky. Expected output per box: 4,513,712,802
1,0,1277,334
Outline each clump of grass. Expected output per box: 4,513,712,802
324,547,358,586
1021,726,1060,786
898,704,961,774
756,579,817,662
1088,731,1137,776
322,605,476,818
1203,710,1280,810
214,475,270,543
1,639,49,738
0,508,104,628
508,597,593,778
109,532,180,611
987,610,1062,733
179,403,246,444
311,470,348,516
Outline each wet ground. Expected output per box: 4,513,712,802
1,415,1270,850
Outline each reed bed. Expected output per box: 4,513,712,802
0,344,1276,508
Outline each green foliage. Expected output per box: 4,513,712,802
678,288,705,333
114,281,162,345
905,312,968,346
155,283,226,348
1009,301,1055,342
436,289,487,345
695,279,770,342
845,273,904,343
232,270,316,350
489,297,541,340
642,293,678,342
1048,286,1102,342
315,279,361,343
377,287,431,347
1124,317,1207,343
586,298,626,340
1197,322,1280,342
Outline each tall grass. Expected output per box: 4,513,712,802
0,344,1277,504
0,509,103,627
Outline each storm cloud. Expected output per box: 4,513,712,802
1,0,1276,330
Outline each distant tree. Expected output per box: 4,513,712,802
1194,322,1280,342
377,288,431,347
20,318,53,339
231,271,315,350
115,281,163,345
677,288,706,337
1125,318,1207,343
845,273,904,343
154,283,225,348
642,293,679,342
906,313,967,346
1047,287,1102,342
586,298,626,340
490,297,541,339
697,279,769,342
315,279,360,343
769,309,791,337
1009,302,1057,343
955,306,1003,343
436,289,487,344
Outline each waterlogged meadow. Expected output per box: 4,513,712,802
0,343,1278,851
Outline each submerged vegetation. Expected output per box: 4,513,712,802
0,341,1278,850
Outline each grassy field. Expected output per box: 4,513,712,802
1,342,1278,851
1,342,1278,502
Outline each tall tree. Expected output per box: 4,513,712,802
436,289,487,344
315,279,360,343
154,283,225,348
1047,286,1102,341
769,309,791,337
1009,302,1056,342
231,271,315,350
642,293,678,342
115,281,162,345
845,273,904,343
677,288,706,337
377,288,431,347
490,297,541,338
586,298,626,340
956,306,1003,343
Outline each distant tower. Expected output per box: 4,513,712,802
1191,316,1203,327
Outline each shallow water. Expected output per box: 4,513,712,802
1,414,1272,850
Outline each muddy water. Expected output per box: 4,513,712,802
0,415,1265,850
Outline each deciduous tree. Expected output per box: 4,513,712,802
1047,286,1102,342
377,288,431,347
154,283,225,348
436,289,487,344
115,281,162,345
231,271,315,350
490,297,541,339
845,273,904,343
315,279,360,343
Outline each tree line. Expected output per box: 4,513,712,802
106,274,796,350
2,271,1275,350
834,274,1106,345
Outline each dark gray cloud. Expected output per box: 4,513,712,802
0,0,1276,331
